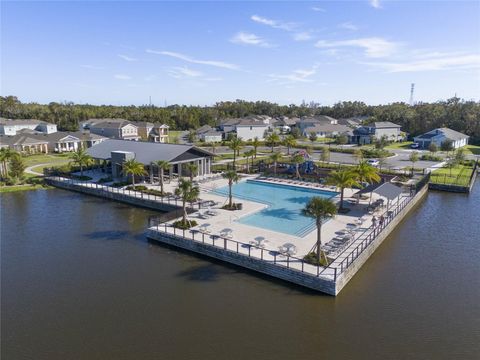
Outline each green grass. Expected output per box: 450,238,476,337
431,163,474,186
168,130,184,142
462,145,480,156
0,184,48,193
23,153,71,167
385,141,414,150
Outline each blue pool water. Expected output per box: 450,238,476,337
213,180,338,237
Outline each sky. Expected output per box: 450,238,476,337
1,0,480,106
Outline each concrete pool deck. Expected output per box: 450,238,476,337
147,175,393,260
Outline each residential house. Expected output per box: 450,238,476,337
218,116,270,140
88,119,140,141
352,122,402,145
0,130,107,154
413,128,469,149
149,124,169,143
297,116,338,135
196,125,222,143
304,123,353,139
0,118,57,135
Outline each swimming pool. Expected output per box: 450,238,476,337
213,180,338,237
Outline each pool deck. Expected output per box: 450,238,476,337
146,175,383,259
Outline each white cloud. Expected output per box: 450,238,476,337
251,14,297,31
293,32,313,41
315,37,399,58
118,54,138,62
365,53,480,72
370,0,381,9
168,66,204,79
311,6,326,12
338,22,358,31
269,66,318,84
230,32,274,47
114,74,132,80
146,49,239,70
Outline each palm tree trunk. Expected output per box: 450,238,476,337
316,220,322,264
340,188,344,210
182,199,187,223
228,181,233,208
233,152,236,169
274,162,277,175
80,164,83,177
287,146,290,155
296,164,300,179
160,168,164,194
131,174,135,187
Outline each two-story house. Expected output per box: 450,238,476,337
352,122,402,145
0,118,57,135
89,120,140,141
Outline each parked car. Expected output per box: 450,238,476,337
410,143,420,149
366,159,379,167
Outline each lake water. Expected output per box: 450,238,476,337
2,182,479,359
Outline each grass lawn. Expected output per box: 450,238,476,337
168,130,185,142
23,153,71,167
431,163,474,186
462,145,480,156
385,141,414,150
0,184,49,193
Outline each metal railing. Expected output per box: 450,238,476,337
149,222,338,281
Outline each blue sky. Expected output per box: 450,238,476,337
2,0,479,106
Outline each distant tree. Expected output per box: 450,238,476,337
122,159,147,186
187,130,196,143
283,135,297,155
154,160,170,194
70,147,92,176
326,170,360,211
209,142,217,154
290,127,301,139
291,153,305,179
185,162,198,182
454,148,465,163
375,135,389,149
302,197,337,265
336,134,348,145
409,151,419,176
251,136,261,158
0,148,15,180
266,132,280,152
320,146,330,163
8,153,25,180
309,132,318,143
174,178,200,225
228,137,243,168
441,139,454,154
222,170,240,208
353,148,363,164
428,142,438,154
269,152,282,175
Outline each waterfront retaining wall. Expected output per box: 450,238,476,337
46,178,181,213
334,184,429,294
146,229,337,295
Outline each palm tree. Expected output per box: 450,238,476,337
269,152,282,175
354,161,381,204
155,160,170,194
174,178,200,225
266,132,280,152
70,147,92,176
228,137,243,168
186,162,199,182
302,197,337,265
291,153,305,179
326,170,360,210
243,149,255,173
283,135,297,155
222,170,240,208
0,148,15,180
122,159,147,187
251,137,261,158
353,148,363,164
409,151,419,176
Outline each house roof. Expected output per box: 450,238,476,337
306,123,351,134
355,182,404,200
415,127,469,141
89,120,136,129
373,122,401,129
0,118,53,126
86,139,214,164
196,125,213,134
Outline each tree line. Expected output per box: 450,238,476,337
1,96,479,144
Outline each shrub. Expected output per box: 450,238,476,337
421,154,442,161
173,219,198,229
303,252,329,266
97,177,113,183
126,185,148,191
361,148,393,159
